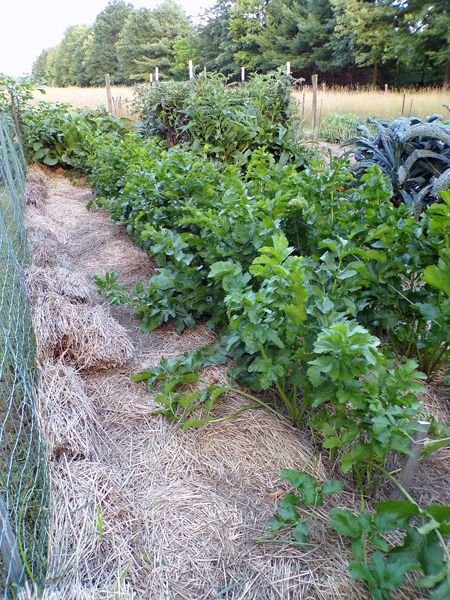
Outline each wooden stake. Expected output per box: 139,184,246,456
391,421,430,499
408,97,414,117
385,83,388,94
318,98,324,133
301,89,306,122
311,74,318,138
401,92,406,115
105,74,113,114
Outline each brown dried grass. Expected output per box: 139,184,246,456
38,361,100,461
42,459,139,598
32,293,134,370
25,166,48,208
26,225,72,269
25,265,93,304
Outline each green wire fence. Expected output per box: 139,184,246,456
0,115,48,598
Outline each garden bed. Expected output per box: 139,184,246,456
22,169,448,599
23,172,353,598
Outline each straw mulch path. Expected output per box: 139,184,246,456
22,167,448,600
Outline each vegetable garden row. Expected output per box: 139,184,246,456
4,72,450,599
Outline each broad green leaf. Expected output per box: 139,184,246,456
421,437,450,460
292,521,310,545
322,437,341,449
371,552,411,590
266,515,285,532
329,508,363,539
348,559,374,584
415,568,447,589
43,155,58,166
417,519,440,535
424,265,450,296
427,505,450,524
374,500,420,531
277,494,300,523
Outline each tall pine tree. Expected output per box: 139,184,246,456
87,0,133,84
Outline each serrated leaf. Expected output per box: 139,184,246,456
181,417,213,429
266,515,285,532
322,480,344,496
292,521,310,545
277,493,300,523
374,500,420,531
329,508,363,539
348,559,374,584
415,568,446,589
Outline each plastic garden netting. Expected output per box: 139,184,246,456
0,115,48,598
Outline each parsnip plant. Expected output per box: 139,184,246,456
265,469,450,600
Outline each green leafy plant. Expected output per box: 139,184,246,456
305,322,425,481
319,113,360,143
265,469,343,544
345,116,450,211
22,102,127,169
209,234,309,426
265,469,450,600
134,71,306,166
0,75,44,127
93,272,129,305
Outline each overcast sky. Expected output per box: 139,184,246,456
1,1,216,76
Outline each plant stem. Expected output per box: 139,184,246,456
378,465,418,506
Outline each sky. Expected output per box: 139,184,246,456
0,1,216,76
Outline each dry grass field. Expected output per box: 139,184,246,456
294,86,450,125
33,86,135,117
34,85,450,126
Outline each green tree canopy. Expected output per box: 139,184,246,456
87,0,133,84
30,0,449,87
260,0,352,73
117,1,192,81
229,0,268,70
198,0,236,75
52,25,92,86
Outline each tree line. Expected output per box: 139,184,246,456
32,0,450,88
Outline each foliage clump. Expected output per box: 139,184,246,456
319,112,360,143
346,115,450,211
133,71,304,165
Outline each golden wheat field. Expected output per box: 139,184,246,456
34,85,450,125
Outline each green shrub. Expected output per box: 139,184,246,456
133,71,305,166
319,113,360,143
22,102,128,169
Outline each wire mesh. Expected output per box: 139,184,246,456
0,115,48,598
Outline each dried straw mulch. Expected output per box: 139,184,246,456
23,173,448,599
